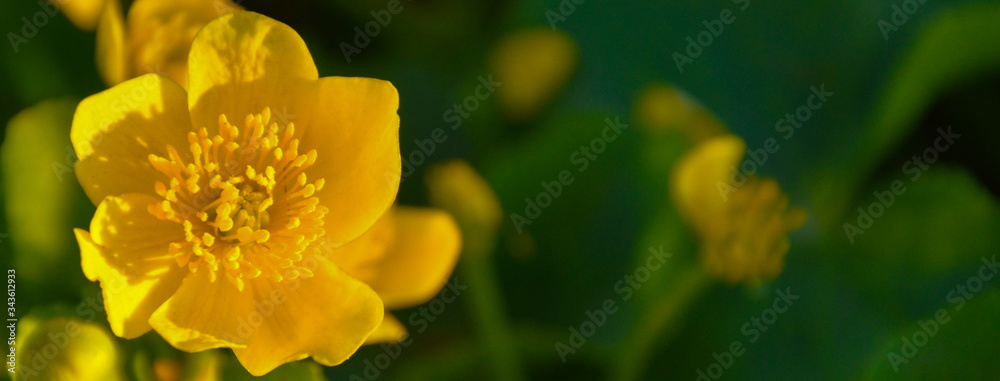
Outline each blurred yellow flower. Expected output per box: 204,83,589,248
425,160,503,256
671,135,807,284
147,350,222,381
331,206,462,344
53,0,105,31
492,28,578,121
71,12,402,376
15,314,125,381
152,357,182,381
96,0,241,86
634,83,724,143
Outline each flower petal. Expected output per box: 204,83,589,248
186,11,317,132
127,0,242,88
670,134,746,227
363,314,407,345
57,0,105,31
148,270,254,352
72,74,192,204
328,208,395,284
231,257,384,376
368,207,461,309
77,193,187,338
96,0,129,86
300,77,401,247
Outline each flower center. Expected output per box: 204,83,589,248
147,107,328,290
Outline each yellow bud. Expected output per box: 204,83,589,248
153,358,181,381
425,160,501,256
634,83,725,143
16,313,125,381
56,0,104,31
492,28,578,121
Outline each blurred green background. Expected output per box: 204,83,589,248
2,0,1000,380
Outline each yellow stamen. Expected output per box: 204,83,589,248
148,107,328,290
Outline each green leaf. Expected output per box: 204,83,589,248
862,290,1000,380
480,110,640,323
1,99,93,307
813,2,1000,227
846,166,1000,299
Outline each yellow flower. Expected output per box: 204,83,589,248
15,313,125,381
96,0,241,87
492,28,578,121
71,11,402,376
330,206,462,344
670,134,807,284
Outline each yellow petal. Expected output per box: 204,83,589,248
72,74,192,204
670,134,745,226
230,257,384,376
363,314,407,345
127,0,242,88
148,270,254,352
299,76,401,247
186,11,317,132
77,193,187,338
368,207,461,309
329,208,396,284
96,0,129,86
55,0,105,31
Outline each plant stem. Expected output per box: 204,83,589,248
461,251,524,381
610,267,714,381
